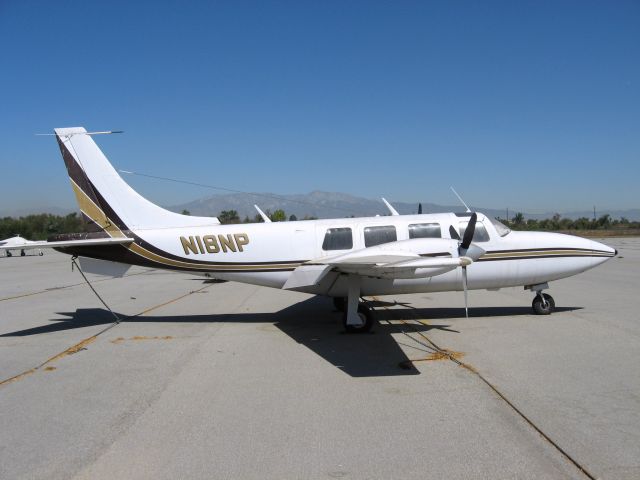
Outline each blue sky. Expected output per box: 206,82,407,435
0,1,638,214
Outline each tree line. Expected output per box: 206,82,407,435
181,209,318,224
0,213,88,240
501,213,640,231
1,211,638,239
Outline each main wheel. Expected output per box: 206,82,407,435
343,304,375,333
333,297,346,312
20,250,26,257
6,251,12,257
532,293,555,315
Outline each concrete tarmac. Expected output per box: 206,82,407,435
0,239,638,479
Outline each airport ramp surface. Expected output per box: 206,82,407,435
0,241,638,480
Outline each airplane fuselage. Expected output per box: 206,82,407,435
58,211,616,297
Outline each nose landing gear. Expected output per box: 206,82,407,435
532,292,555,315
527,282,555,315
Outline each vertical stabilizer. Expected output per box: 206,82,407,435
54,127,220,231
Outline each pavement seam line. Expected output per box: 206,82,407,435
0,269,157,303
371,296,598,480
0,284,211,388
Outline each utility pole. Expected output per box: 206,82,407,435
593,205,596,221
506,207,509,223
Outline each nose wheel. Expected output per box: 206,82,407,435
532,292,555,315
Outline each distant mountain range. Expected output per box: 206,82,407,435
168,190,640,222
3,192,638,221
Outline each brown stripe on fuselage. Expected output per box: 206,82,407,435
478,248,614,262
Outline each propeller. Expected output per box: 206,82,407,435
460,212,477,251
454,213,484,318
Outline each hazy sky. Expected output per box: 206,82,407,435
0,1,638,214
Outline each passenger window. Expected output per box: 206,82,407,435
458,221,490,242
408,223,441,239
322,228,353,250
364,225,397,247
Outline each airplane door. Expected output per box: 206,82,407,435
292,225,317,261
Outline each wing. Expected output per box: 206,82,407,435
283,238,471,289
320,250,467,279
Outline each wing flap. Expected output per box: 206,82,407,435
283,264,333,290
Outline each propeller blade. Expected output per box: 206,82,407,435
449,225,460,240
460,212,478,251
462,266,469,318
418,203,422,214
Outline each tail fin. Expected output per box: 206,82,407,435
54,127,219,232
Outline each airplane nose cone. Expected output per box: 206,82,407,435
585,238,617,266
593,239,616,255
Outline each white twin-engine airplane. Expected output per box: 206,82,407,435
1,127,617,332
0,235,44,257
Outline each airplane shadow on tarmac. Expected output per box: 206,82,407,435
0,296,581,378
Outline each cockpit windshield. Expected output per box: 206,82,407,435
489,217,511,237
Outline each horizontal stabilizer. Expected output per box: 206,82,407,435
0,237,134,251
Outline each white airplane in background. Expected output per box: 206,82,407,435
0,127,617,332
0,235,43,257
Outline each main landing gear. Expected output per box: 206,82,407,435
335,275,375,333
343,303,374,333
527,283,555,315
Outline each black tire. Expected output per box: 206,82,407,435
333,297,346,312
532,293,555,315
343,304,375,333
39,251,44,256
6,251,12,257
20,250,26,257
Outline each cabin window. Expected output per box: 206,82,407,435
408,223,441,239
364,225,397,247
458,221,490,242
322,228,353,250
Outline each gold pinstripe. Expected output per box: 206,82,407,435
481,249,613,260
70,179,125,238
